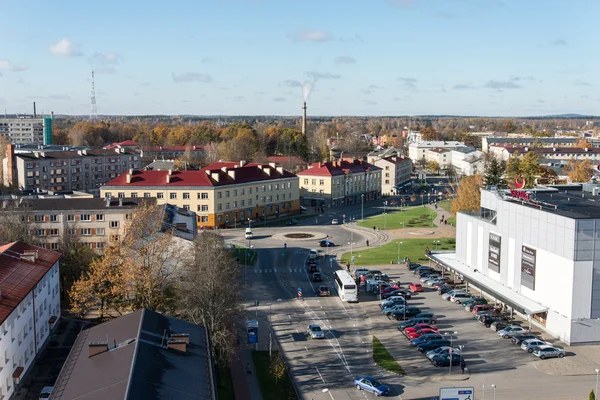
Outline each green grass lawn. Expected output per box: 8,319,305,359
340,238,456,265
373,336,405,375
233,246,258,266
252,351,297,400
438,200,456,226
216,366,235,400
356,206,437,230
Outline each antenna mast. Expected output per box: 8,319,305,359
90,69,98,121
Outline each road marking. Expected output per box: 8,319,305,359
315,366,325,383
305,346,309,352
295,329,299,334
274,268,277,272
288,315,292,320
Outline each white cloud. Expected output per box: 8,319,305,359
171,72,213,83
49,38,82,56
283,80,302,87
0,59,29,71
306,71,341,80
484,80,521,89
288,29,332,42
91,52,120,64
335,56,356,65
552,38,567,46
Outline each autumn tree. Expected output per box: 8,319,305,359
270,352,287,384
451,174,483,214
420,126,439,141
69,202,184,317
58,226,97,300
519,151,541,188
576,139,591,149
502,119,517,133
427,161,440,174
566,158,593,183
505,153,521,182
176,232,244,366
484,157,505,188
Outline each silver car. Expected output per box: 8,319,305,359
307,324,325,339
497,326,529,338
521,339,548,353
442,290,465,301
425,346,461,360
533,345,565,359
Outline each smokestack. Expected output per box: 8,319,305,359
33,102,37,118
302,101,307,135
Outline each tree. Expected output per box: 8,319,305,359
427,161,440,174
505,153,521,182
590,390,595,400
502,119,517,133
420,126,439,141
566,158,593,183
484,157,505,188
69,202,184,317
58,227,97,300
451,174,483,214
576,139,591,149
270,352,287,384
520,151,541,188
176,232,244,366
0,202,38,245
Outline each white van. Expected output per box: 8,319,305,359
308,249,318,260
245,228,253,240
39,387,54,400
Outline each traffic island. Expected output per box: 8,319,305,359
373,336,406,376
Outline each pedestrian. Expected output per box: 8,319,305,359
346,263,350,272
366,240,370,247
445,220,448,225
460,359,466,374
246,363,252,375
373,226,376,231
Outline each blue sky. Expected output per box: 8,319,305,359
0,0,598,116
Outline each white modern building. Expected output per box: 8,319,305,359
430,185,600,345
408,141,484,176
0,241,61,397
489,145,600,163
408,141,465,162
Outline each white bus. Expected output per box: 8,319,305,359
334,270,358,303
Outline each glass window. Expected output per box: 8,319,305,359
81,214,91,221
95,214,104,221
96,228,105,236
118,192,125,198
170,193,177,199
217,192,222,199
183,193,190,199
157,193,164,199
202,205,208,211
131,192,138,197
201,216,208,222
144,192,151,198
110,221,119,228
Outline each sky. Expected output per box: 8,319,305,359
0,0,598,117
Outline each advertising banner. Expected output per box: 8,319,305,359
488,232,501,273
439,387,475,400
521,245,536,290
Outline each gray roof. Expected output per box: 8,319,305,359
11,197,156,211
144,160,177,171
52,309,216,400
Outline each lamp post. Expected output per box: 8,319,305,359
491,384,496,400
311,388,329,400
348,241,355,263
383,201,387,229
397,241,403,263
434,240,440,251
444,331,458,375
595,369,599,400
361,193,365,221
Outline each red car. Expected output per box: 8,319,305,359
432,278,454,288
407,328,438,339
472,304,492,314
404,324,439,335
380,285,401,295
409,283,424,293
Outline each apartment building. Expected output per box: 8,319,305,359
408,141,465,162
0,242,61,397
490,145,600,163
100,161,300,228
482,137,600,153
296,160,382,208
0,116,52,144
2,145,140,194
408,141,484,176
367,155,412,196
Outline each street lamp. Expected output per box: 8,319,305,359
244,244,254,288
348,241,356,263
361,194,365,220
444,331,458,375
491,384,496,400
434,240,440,250
383,201,387,230
595,369,599,400
397,241,403,263
311,388,329,400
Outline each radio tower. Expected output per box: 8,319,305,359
90,69,97,121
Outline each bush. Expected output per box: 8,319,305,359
590,390,595,400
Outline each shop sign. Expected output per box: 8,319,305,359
521,245,536,290
488,232,501,273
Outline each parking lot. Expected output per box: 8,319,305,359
358,263,571,379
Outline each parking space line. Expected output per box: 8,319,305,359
315,366,325,383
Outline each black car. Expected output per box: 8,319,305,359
319,240,335,247
431,353,463,367
381,289,408,300
512,333,540,345
286,219,298,226
391,307,422,321
479,314,507,328
437,285,454,295
413,267,433,275
410,333,443,346
307,264,318,273
416,339,452,353
407,262,422,271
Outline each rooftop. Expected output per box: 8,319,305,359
410,141,464,148
0,242,61,325
493,146,600,154
297,159,382,177
266,155,307,166
51,308,215,400
10,197,156,211
379,155,411,165
16,149,137,160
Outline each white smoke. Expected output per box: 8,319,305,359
302,82,313,102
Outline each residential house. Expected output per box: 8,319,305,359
367,155,412,196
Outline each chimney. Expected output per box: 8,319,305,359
33,102,37,118
168,169,173,175
126,174,132,183
166,174,171,183
129,168,133,175
106,197,111,207
167,340,187,353
171,333,190,344
6,144,15,186
302,101,307,134
239,160,247,167
118,197,123,207
88,341,109,358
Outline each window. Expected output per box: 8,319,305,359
311,179,316,185
35,229,45,236
226,203,230,210
201,192,209,199
67,214,74,222
49,215,58,222
233,201,238,208
262,185,266,192
183,193,190,199
217,204,222,211
34,215,44,222
49,229,59,236
81,214,91,221
118,192,125,198
157,193,164,199
249,188,252,194
97,242,105,250
95,214,104,221
51,243,59,250
170,193,177,199
202,205,208,211
110,221,119,229
241,188,245,195
268,184,272,191
96,228,105,236
144,192,151,198
241,200,245,206
233,190,237,196
275,184,279,190
225,191,230,198
248,199,252,206
183,205,190,210
81,228,91,236
131,192,138,198
201,216,209,222
67,228,76,235
319,180,324,185
217,192,222,199
110,235,120,242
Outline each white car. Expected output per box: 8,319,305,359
421,274,440,283
498,326,529,338
425,346,461,360
451,293,472,303
442,290,466,301
353,268,370,278
307,324,325,339
521,339,549,353
331,219,339,225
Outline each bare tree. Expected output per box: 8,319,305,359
0,200,38,245
177,232,244,366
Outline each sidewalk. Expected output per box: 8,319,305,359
230,342,264,400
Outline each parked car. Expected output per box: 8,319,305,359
432,278,454,288
442,290,466,301
312,272,322,282
372,273,390,282
353,268,370,278
426,346,461,360
380,285,401,295
417,270,436,278
414,312,437,323
307,264,318,273
331,219,339,225
286,219,298,226
409,283,424,292
533,345,565,359
398,317,436,330
413,266,433,275
381,289,408,300
410,333,443,346
380,298,406,309
498,326,529,338
318,285,330,296
479,314,508,328
391,307,422,321
472,304,493,314
407,328,439,340
382,304,408,315
307,324,325,339
407,262,422,270
416,339,452,352
511,333,540,345
404,324,438,335
319,240,335,247
437,285,455,295
521,339,549,353
431,353,464,367
451,293,473,303
421,274,440,283
353,377,389,396
490,321,516,332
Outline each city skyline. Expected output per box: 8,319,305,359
0,0,598,117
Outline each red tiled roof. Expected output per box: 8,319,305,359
103,162,296,188
267,156,307,165
142,145,204,152
297,160,381,177
103,140,139,149
0,242,61,326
